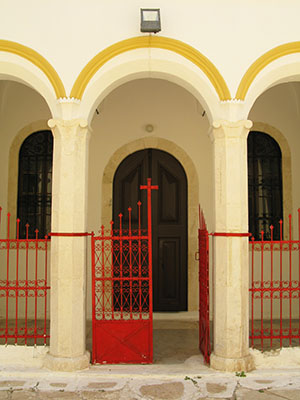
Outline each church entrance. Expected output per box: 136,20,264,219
113,149,187,311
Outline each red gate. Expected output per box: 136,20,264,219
250,210,300,350
197,206,211,364
91,179,158,364
0,209,50,346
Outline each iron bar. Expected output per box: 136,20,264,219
198,206,210,364
91,231,96,364
0,210,50,346
250,212,300,350
138,201,142,320
15,219,20,344
128,207,133,320
91,179,157,364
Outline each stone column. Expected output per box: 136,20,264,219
44,119,90,371
210,120,255,372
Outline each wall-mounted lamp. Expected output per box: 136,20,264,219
140,9,161,33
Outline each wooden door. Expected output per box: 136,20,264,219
113,149,187,311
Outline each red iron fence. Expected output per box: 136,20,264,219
250,210,300,350
91,179,158,364
197,206,211,364
0,209,50,346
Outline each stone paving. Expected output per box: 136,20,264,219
1,365,300,399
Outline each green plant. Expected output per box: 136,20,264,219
184,376,198,386
235,371,246,377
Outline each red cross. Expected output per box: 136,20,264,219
140,178,158,193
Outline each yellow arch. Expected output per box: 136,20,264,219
70,36,231,101
236,41,300,101
0,40,66,98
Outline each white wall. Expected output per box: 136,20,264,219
249,81,300,232
88,78,212,231
1,1,300,96
0,81,51,210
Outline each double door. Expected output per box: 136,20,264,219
113,149,187,311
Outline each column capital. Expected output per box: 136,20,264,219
48,118,89,130
48,118,91,156
209,119,253,141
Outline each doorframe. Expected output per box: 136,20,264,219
101,137,200,311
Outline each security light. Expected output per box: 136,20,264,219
140,9,161,33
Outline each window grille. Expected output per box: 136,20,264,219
248,131,283,240
17,130,53,239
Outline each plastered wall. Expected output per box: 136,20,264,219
249,82,300,238
88,78,212,230
0,81,51,214
1,0,300,97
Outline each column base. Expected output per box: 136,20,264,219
210,352,255,372
44,351,90,372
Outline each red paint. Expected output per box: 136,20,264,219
91,179,158,364
213,232,251,237
198,206,211,364
250,209,300,350
49,232,91,237
0,211,50,345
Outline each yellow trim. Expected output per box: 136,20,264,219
71,36,231,101
0,40,66,98
236,41,300,100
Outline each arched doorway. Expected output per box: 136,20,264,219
113,148,188,311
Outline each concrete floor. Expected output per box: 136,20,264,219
85,312,201,365
1,313,203,365
153,312,200,364
3,313,300,359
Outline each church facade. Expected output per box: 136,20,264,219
1,0,300,372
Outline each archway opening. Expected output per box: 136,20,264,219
87,77,213,364
248,81,300,351
0,79,52,348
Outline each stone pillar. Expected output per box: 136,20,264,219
44,119,90,371
210,120,255,372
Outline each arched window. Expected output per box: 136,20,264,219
248,131,283,240
17,130,53,238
